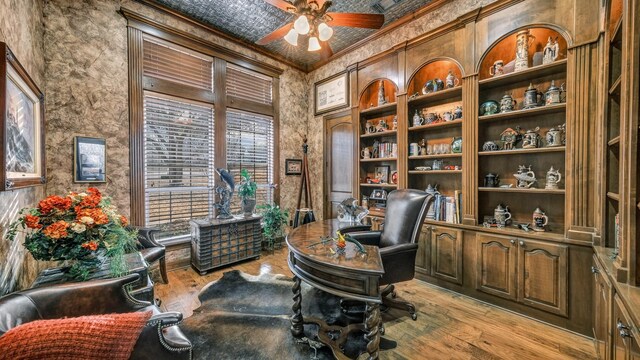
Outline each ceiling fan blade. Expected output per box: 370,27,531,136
262,0,294,11
319,41,333,59
256,23,293,45
326,12,385,29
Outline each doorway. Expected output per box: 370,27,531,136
323,111,355,219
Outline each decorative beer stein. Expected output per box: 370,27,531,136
442,111,455,122
542,36,559,65
532,207,549,232
409,143,419,156
453,105,463,119
377,119,388,132
445,70,460,88
515,29,534,72
425,112,439,124
500,94,517,113
422,79,444,94
484,173,500,187
419,139,427,156
545,166,562,189
494,204,512,226
523,83,544,109
361,147,371,159
365,120,375,134
545,123,566,147
545,80,566,105
522,127,541,149
412,110,424,127
489,60,505,77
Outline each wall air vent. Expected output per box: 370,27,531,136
371,0,403,13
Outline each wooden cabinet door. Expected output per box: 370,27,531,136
593,255,613,360
431,226,463,284
415,226,431,276
476,234,517,300
516,239,568,316
612,294,640,360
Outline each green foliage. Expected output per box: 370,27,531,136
237,169,257,199
257,204,289,249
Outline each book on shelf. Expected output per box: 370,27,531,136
429,191,462,224
615,212,620,252
374,141,398,158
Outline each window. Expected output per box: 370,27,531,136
226,109,274,210
130,31,280,241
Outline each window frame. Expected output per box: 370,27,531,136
125,11,282,232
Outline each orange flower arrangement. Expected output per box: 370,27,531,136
8,187,137,280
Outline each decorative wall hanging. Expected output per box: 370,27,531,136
285,158,302,175
314,71,349,115
1,42,46,191
74,136,106,183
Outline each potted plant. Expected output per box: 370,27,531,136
257,204,289,251
7,187,137,280
237,169,257,217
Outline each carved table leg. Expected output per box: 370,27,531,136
364,302,381,360
291,275,304,338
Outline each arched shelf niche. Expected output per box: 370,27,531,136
477,26,570,81
407,57,464,97
359,78,398,110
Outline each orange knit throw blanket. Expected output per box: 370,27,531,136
0,311,152,360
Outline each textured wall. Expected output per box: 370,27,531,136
0,0,46,295
305,0,496,218
42,0,309,220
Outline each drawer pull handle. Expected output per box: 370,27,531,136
519,240,525,246
591,266,599,274
510,239,515,244
617,320,632,338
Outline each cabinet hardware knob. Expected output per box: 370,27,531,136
519,240,525,246
591,266,599,274
617,320,629,331
510,239,515,244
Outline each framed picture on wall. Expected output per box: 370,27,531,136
314,71,349,115
74,136,106,183
0,42,46,191
285,159,302,175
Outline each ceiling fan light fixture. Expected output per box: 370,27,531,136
318,23,333,41
294,15,310,35
308,36,321,51
284,28,299,45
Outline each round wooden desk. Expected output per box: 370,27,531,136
286,219,384,360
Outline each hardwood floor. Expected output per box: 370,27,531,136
156,248,597,360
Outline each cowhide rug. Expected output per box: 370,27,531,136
180,270,396,360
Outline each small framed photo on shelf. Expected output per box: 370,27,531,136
370,189,388,201
1,42,46,191
314,71,349,116
285,159,302,175
373,165,390,184
74,136,106,183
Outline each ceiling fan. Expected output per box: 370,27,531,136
256,0,385,57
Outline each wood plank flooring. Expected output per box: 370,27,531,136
155,248,597,360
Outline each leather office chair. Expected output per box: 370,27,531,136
342,189,433,321
0,274,192,360
134,227,169,284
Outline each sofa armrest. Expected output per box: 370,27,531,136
132,312,192,360
26,274,150,319
346,231,382,246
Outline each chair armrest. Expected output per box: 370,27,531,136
346,231,382,246
133,312,192,360
131,226,164,249
379,242,419,257
338,224,372,233
26,274,151,319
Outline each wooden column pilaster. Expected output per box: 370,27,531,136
128,26,145,226
462,74,478,225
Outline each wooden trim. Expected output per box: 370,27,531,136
143,75,215,103
128,27,145,226
227,96,274,117
129,1,300,73
120,7,285,77
214,58,227,190
272,77,281,205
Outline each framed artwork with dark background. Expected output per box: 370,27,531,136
74,136,106,183
285,159,302,175
0,42,46,191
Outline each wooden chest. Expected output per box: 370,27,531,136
190,215,263,275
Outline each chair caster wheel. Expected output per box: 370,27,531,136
411,313,417,321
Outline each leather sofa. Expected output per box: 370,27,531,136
0,274,191,359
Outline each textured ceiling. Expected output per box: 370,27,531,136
149,0,433,69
